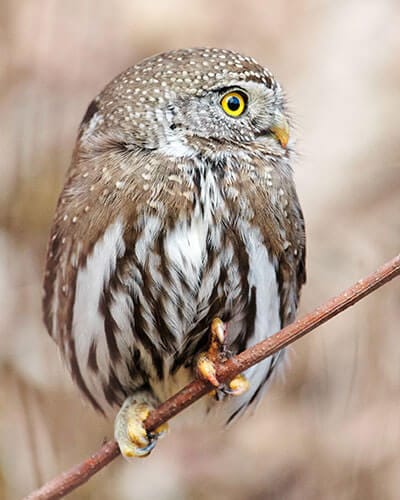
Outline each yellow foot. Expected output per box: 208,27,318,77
197,317,249,397
197,318,226,386
114,395,168,459
226,374,250,396
197,352,219,387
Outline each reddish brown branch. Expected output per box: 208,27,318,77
24,254,400,500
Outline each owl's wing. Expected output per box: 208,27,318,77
277,192,306,327
42,140,139,414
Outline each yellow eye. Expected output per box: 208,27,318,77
220,91,247,117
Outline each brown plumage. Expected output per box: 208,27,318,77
43,48,305,433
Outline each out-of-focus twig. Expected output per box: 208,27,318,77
24,254,400,500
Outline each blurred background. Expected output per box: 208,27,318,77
1,0,399,498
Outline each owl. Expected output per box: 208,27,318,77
43,48,306,458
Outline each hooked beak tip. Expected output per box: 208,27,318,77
270,112,290,148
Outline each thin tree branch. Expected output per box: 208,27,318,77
25,254,400,500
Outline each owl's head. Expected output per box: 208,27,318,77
79,48,290,158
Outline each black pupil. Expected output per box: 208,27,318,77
227,95,240,111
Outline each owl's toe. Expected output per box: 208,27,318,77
197,317,250,397
196,317,227,387
225,374,250,396
115,395,168,459
197,352,220,387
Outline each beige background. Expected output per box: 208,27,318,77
1,1,399,498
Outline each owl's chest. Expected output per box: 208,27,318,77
132,200,281,397
133,166,270,353
135,200,244,355
68,173,281,411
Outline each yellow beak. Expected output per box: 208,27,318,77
270,111,290,148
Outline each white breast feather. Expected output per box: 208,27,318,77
72,219,125,409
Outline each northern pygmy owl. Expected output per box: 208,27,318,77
43,48,306,458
